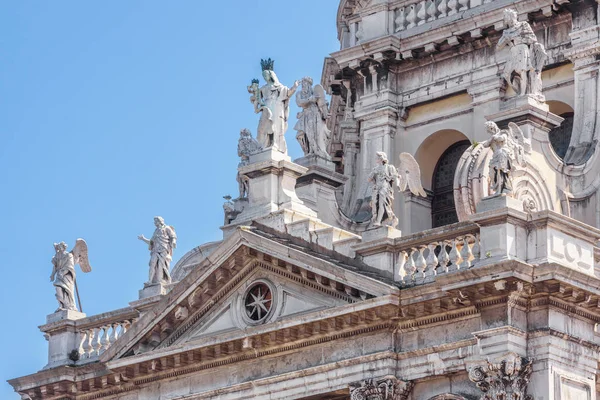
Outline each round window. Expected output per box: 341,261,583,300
243,282,273,324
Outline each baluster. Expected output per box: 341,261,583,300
458,0,469,11
438,0,448,18
123,319,132,334
448,238,463,271
447,0,458,15
415,246,427,278
425,243,439,277
417,1,427,25
395,8,406,32
438,241,450,274
397,251,408,282
405,249,417,281
83,329,93,358
110,323,119,344
427,0,437,21
100,326,111,353
460,236,475,268
93,327,103,356
406,4,417,28
79,331,88,359
471,233,481,262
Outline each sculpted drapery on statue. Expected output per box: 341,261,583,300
138,216,177,285
247,58,299,153
50,239,92,312
482,121,527,196
369,152,426,228
294,76,332,160
237,128,261,199
497,9,547,99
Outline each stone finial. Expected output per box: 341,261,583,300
468,353,533,400
349,376,413,400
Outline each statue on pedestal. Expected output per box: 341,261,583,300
368,152,426,228
138,216,176,285
294,77,332,160
237,128,261,199
497,9,547,99
482,121,526,195
50,239,92,312
247,58,299,153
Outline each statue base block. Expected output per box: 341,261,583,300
248,147,291,164
476,194,523,214
295,154,335,170
362,225,402,242
138,283,167,300
46,309,86,324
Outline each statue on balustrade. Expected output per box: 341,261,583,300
138,216,177,285
50,239,92,312
497,8,547,99
236,128,261,199
482,121,526,196
294,76,332,161
247,58,299,153
368,152,426,228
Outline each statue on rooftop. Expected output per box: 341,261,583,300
482,121,527,196
247,58,299,153
294,77,332,161
138,216,177,285
50,239,92,312
237,128,261,198
368,152,426,228
497,9,547,99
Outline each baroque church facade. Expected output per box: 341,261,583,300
9,0,600,399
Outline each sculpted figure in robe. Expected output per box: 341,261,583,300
497,9,547,98
248,58,299,153
294,77,332,160
50,239,92,312
368,152,426,228
138,216,177,285
482,121,526,196
236,128,261,199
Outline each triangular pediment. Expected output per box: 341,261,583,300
101,225,398,364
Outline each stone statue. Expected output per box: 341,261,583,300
50,239,92,312
481,121,526,196
237,128,261,198
368,152,426,228
138,216,177,285
497,9,547,99
294,77,332,160
248,58,299,153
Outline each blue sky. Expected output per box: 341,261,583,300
0,1,339,397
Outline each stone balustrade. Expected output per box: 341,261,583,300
393,0,491,32
78,318,136,360
398,231,481,283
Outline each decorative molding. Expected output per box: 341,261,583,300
349,376,413,400
468,353,533,400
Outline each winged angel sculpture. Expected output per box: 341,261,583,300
50,239,92,312
368,151,426,228
482,121,527,195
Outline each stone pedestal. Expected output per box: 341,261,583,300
476,193,523,214
138,282,167,299
41,310,86,369
354,225,402,281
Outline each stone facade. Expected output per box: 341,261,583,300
9,1,600,399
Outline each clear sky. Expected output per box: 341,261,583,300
0,1,340,397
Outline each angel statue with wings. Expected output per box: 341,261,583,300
497,9,547,99
50,239,92,312
368,151,427,228
482,121,527,195
294,76,332,161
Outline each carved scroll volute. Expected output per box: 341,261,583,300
349,376,414,400
468,353,533,400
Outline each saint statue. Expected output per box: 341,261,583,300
368,152,426,228
482,121,527,195
294,77,332,160
497,9,547,99
50,239,92,312
237,128,261,199
138,216,177,285
248,58,299,153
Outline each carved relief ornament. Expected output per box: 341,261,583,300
468,353,533,400
349,376,414,400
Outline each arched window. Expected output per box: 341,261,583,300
431,140,471,228
548,112,574,160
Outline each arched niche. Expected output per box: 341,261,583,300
414,129,470,191
547,101,574,160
